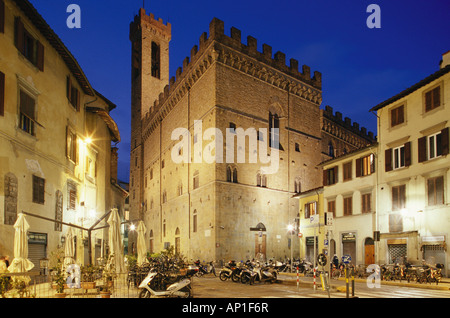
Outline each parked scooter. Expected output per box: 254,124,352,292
194,260,217,277
219,260,237,281
138,265,198,298
250,262,278,284
240,261,256,285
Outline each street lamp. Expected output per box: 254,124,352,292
287,224,295,272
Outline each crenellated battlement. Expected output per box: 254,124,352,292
130,8,171,41
140,16,323,138
321,105,376,143
207,18,322,90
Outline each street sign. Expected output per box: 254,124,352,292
317,253,327,266
324,239,329,246
310,214,319,224
342,255,352,264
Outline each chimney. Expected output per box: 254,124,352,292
111,147,119,183
440,50,450,69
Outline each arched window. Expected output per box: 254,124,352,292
256,173,261,187
261,174,267,188
294,178,301,194
151,41,160,79
193,210,198,233
233,168,238,183
227,166,238,183
328,142,335,158
269,112,280,148
226,166,232,182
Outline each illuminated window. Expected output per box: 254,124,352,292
304,202,317,219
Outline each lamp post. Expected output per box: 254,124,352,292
287,224,295,272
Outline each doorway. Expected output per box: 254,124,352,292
364,237,375,265
255,233,266,261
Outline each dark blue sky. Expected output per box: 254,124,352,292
29,0,450,183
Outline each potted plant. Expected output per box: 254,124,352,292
80,264,97,289
49,249,67,298
52,262,67,298
99,261,116,298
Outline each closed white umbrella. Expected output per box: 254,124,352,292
107,209,125,273
64,227,75,267
137,221,147,266
8,213,34,283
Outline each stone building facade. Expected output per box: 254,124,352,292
0,0,127,269
129,8,375,262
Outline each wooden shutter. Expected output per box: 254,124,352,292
323,169,328,186
404,142,411,167
418,136,427,163
355,158,362,177
385,149,392,172
441,127,449,156
15,17,25,53
76,89,80,111
0,0,5,34
37,41,44,72
433,87,441,109
66,76,72,100
333,167,338,184
0,71,4,117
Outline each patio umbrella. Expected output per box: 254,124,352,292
8,213,34,283
137,221,148,266
64,227,75,267
107,209,125,273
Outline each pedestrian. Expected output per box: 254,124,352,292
4,255,10,267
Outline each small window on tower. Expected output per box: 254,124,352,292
151,42,160,79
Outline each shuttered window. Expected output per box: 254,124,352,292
323,166,338,186
418,128,449,162
356,154,375,177
14,17,45,71
427,176,444,206
66,76,80,111
0,71,4,116
19,90,36,135
343,162,352,181
361,193,371,213
390,105,404,127
32,175,45,204
304,202,317,219
425,86,441,112
0,0,4,34
343,196,352,216
392,185,406,211
386,142,411,172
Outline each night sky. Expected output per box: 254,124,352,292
28,0,450,183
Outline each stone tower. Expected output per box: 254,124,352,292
129,9,171,251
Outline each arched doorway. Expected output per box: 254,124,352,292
364,237,375,265
252,223,266,261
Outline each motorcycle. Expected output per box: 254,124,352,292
239,261,256,285
138,265,198,298
194,260,217,277
251,262,278,284
219,260,237,281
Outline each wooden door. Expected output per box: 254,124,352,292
365,244,375,265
